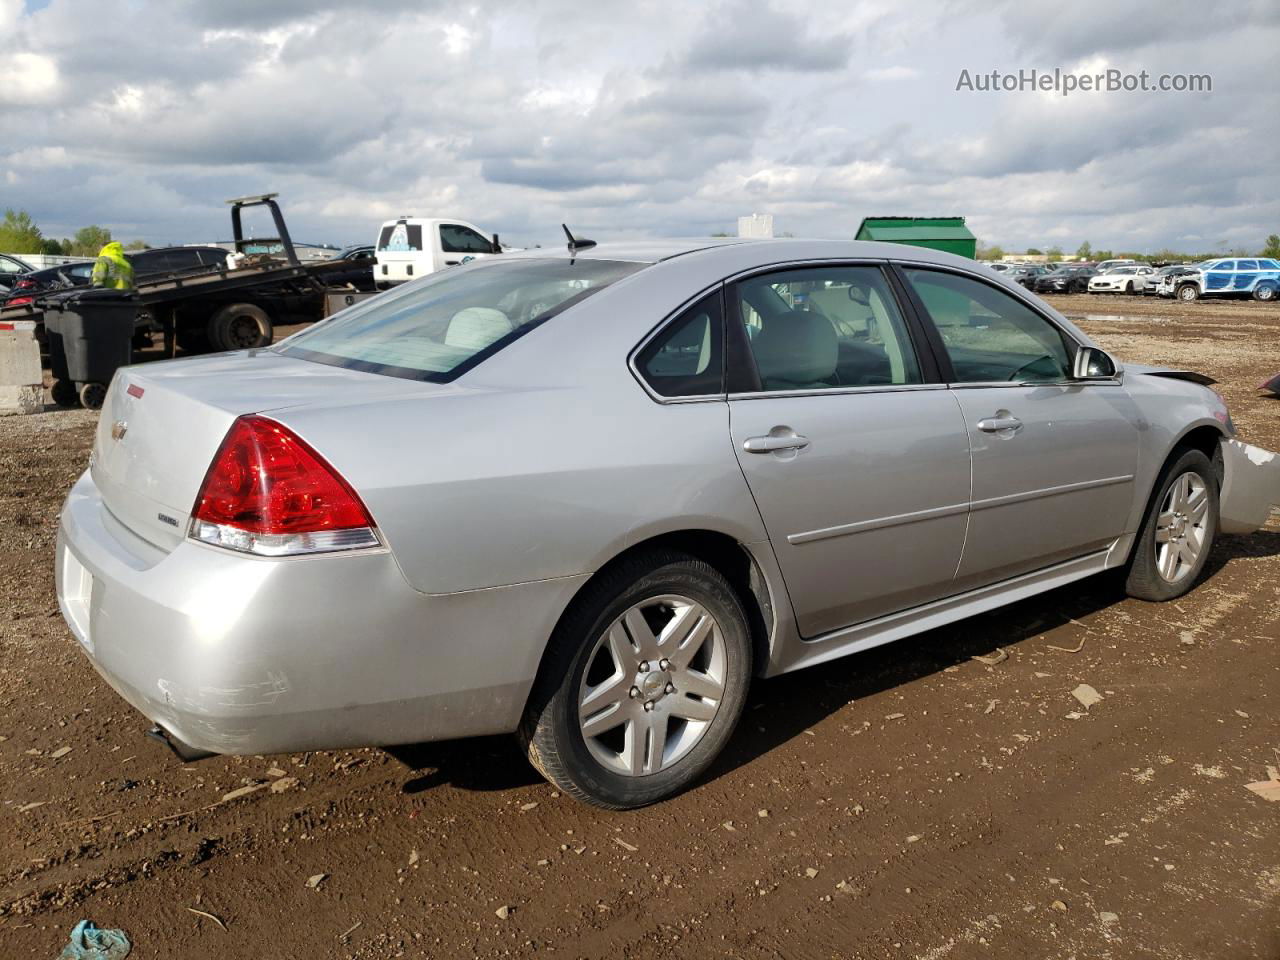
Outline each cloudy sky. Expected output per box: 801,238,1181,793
1,0,1276,253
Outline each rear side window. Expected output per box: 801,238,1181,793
635,291,723,397
279,258,643,382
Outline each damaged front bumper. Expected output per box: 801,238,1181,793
1219,439,1280,534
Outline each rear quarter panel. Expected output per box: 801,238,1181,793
273,262,771,595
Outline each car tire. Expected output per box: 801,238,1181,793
1177,284,1199,302
519,551,753,809
1126,281,1136,294
207,303,273,351
50,378,78,408
1253,283,1277,303
1124,448,1218,602
78,382,108,410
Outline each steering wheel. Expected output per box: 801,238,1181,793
1008,355,1057,382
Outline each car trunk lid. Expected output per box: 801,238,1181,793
90,350,450,551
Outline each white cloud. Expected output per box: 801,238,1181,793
0,0,1275,254
0,51,59,104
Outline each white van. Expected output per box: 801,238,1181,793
374,217,501,288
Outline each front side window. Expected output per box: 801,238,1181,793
732,265,921,392
903,268,1072,384
440,225,494,255
635,291,723,397
278,258,642,382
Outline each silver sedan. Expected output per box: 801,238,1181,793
56,238,1280,808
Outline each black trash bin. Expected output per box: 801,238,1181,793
43,288,140,409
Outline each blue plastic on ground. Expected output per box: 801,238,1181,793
57,920,131,960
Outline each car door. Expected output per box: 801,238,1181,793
898,265,1140,588
1203,260,1234,294
726,264,971,637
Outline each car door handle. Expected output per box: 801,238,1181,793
977,416,1023,433
743,434,810,454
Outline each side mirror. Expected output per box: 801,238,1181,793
491,233,502,254
1073,346,1118,380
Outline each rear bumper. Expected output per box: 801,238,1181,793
56,470,586,756
1219,439,1280,534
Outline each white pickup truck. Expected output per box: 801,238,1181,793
373,217,503,288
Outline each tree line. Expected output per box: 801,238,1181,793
0,209,148,258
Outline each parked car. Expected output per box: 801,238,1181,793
1144,264,1193,297
1167,258,1280,302
1033,265,1097,294
0,253,34,292
54,238,1280,808
1087,265,1157,295
2,260,96,307
1010,265,1053,290
129,245,230,277
1094,258,1139,274
321,244,377,292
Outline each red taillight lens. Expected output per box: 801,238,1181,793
190,415,378,556
8,296,33,306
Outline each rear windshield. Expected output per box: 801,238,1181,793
277,258,643,382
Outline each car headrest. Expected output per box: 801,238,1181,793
752,309,837,387
444,307,513,350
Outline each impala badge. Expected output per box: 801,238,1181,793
111,421,128,442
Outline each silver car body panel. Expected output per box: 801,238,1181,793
54,238,1279,755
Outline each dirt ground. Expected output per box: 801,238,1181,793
1,294,1278,959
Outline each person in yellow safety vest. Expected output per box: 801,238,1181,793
90,242,135,291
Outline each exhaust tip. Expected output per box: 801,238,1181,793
147,725,217,763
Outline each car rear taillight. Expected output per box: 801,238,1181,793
189,415,380,557
7,296,33,306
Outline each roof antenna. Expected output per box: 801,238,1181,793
562,223,596,255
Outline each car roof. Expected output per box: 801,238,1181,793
504,237,981,268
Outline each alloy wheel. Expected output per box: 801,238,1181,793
577,594,726,777
1155,471,1209,583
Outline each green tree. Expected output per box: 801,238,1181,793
1263,234,1280,259
0,209,45,254
1026,247,1043,256
39,237,66,256
123,239,150,251
1045,246,1063,260
1075,240,1092,260
70,225,112,257
984,244,1004,261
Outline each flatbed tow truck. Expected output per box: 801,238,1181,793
0,194,373,358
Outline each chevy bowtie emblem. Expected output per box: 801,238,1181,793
111,421,128,441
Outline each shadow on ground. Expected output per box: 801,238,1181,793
385,530,1280,795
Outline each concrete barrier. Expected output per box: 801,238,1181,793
0,320,44,415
